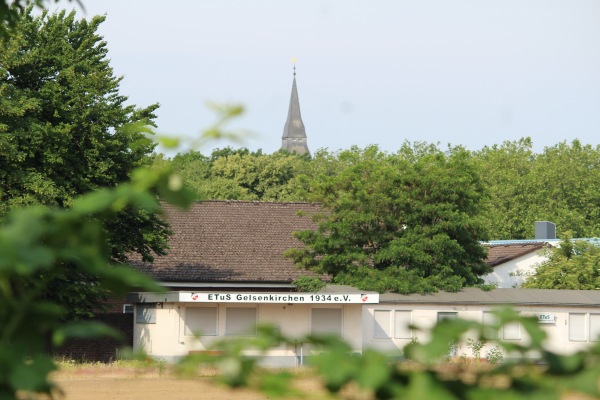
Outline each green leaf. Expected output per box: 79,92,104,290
8,355,56,393
95,263,164,294
356,350,391,389
406,372,457,400
258,372,300,398
156,136,180,149
53,321,123,346
557,363,600,397
543,351,585,374
308,341,357,393
71,189,117,215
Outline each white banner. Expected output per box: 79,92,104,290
178,292,379,304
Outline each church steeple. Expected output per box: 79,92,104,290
281,65,310,156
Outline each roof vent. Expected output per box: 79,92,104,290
535,221,556,240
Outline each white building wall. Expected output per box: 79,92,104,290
483,251,548,288
133,298,600,364
363,304,600,359
134,302,363,365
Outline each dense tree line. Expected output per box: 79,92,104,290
475,138,600,239
164,138,600,241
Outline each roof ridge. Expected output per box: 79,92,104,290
190,199,322,206
484,242,546,247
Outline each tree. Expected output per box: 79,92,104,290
286,144,491,293
0,159,195,399
165,147,310,201
474,138,600,240
0,8,170,317
523,237,600,289
1,0,59,39
474,138,536,239
529,140,600,238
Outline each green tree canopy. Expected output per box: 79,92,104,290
163,147,310,201
474,138,600,239
529,140,600,238
523,237,600,290
474,138,536,239
0,8,170,317
286,144,491,294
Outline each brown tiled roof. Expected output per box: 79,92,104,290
131,201,321,283
484,243,547,267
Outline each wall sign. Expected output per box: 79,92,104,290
537,313,555,324
178,292,379,304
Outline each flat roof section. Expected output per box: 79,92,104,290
381,288,600,307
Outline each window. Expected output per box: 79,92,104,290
372,310,413,339
185,307,217,336
311,308,342,336
590,314,600,342
225,307,257,336
136,304,156,324
482,311,521,340
569,313,587,342
482,312,500,340
569,313,600,342
394,311,413,339
374,310,392,339
438,312,458,321
502,321,521,340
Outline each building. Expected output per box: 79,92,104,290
482,221,558,288
128,201,374,366
280,66,310,156
481,221,600,288
366,288,600,358
482,242,550,288
127,202,600,364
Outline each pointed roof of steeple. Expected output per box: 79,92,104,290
282,68,307,139
281,65,310,156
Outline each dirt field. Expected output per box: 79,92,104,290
28,363,594,400
53,377,272,400
40,366,358,400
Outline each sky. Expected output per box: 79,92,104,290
50,0,600,156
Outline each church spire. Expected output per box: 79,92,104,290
281,63,310,156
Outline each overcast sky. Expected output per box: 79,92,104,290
51,1,600,155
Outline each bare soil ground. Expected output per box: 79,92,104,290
34,365,365,400
25,363,594,400
52,376,271,400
